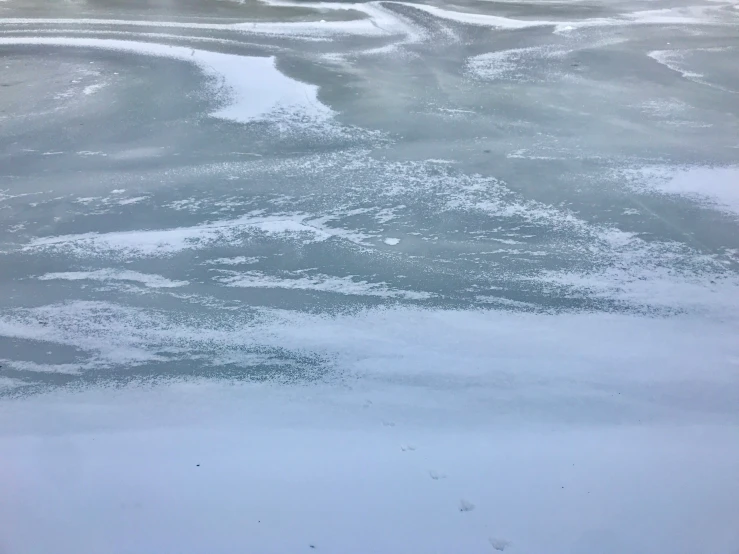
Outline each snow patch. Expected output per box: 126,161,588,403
1,381,737,554
626,165,739,217
82,82,106,95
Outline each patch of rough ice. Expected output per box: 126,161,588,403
0,38,332,125
217,271,433,300
467,46,565,81
384,237,401,245
540,266,739,316
38,269,188,288
639,98,690,119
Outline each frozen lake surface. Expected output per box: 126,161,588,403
1,0,738,551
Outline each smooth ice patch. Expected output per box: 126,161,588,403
0,38,333,125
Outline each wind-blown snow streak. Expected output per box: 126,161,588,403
649,50,704,80
0,16,390,39
388,2,736,33
390,2,551,28
0,38,332,125
23,212,371,259
38,269,189,288
217,270,434,299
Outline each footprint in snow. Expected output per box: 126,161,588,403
459,499,475,512
429,470,447,480
489,538,510,551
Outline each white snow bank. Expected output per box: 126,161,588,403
0,38,332,125
1,381,738,554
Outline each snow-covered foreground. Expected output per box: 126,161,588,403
2,380,738,554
